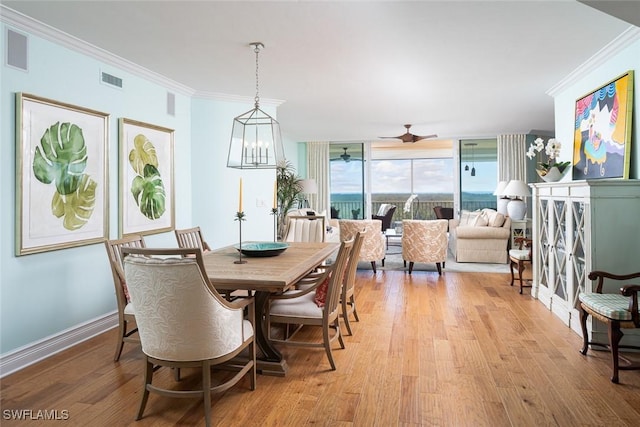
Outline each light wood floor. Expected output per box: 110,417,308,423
2,270,639,426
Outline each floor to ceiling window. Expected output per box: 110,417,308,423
459,139,498,211
328,139,455,228
329,143,364,219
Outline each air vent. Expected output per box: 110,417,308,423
7,29,28,71
167,92,175,116
101,71,123,88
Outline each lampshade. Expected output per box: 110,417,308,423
300,179,318,194
503,180,530,198
493,180,508,196
227,42,285,169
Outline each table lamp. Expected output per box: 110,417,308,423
503,179,530,220
299,179,318,209
493,180,509,216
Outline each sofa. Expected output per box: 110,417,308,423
448,208,511,264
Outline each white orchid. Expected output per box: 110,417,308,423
526,137,570,173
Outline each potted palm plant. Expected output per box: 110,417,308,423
276,160,303,239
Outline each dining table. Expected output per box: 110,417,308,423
202,241,339,376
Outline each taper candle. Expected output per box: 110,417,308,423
239,178,243,212
273,181,277,209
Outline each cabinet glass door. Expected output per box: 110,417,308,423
538,198,550,293
570,201,587,312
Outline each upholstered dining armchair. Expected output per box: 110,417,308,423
122,247,255,426
372,204,397,231
338,219,385,273
104,235,146,361
579,270,640,383
401,219,448,275
268,238,354,370
175,226,211,251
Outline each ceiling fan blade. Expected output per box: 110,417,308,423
413,133,438,142
378,134,408,140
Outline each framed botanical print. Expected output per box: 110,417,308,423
572,70,634,180
15,93,109,255
119,118,174,236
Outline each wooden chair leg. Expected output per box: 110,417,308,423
436,262,442,275
509,259,516,287
114,324,125,362
518,262,525,294
203,361,212,427
351,296,359,322
579,305,590,355
608,320,623,384
408,261,414,274
136,358,153,420
342,299,353,336
371,261,377,273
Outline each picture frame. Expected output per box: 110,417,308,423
572,70,634,180
15,93,109,255
119,118,174,236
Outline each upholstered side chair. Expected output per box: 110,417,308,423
338,219,385,273
401,220,448,275
104,235,146,361
284,215,326,242
122,247,255,426
267,238,354,370
372,204,397,231
579,270,640,383
509,237,532,294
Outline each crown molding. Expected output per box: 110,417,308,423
1,5,196,96
547,26,640,97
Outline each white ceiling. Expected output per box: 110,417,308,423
3,1,635,143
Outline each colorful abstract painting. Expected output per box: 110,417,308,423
572,71,634,180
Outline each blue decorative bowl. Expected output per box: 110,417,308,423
234,242,290,257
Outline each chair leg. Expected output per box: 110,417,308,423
579,305,590,355
203,361,212,427
408,261,414,274
371,261,377,273
509,259,516,287
136,358,153,420
351,296,359,322
518,262,525,294
342,299,353,336
382,257,385,267
114,330,125,362
323,325,337,370
608,321,623,384
436,262,442,275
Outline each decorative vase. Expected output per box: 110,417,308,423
537,166,569,182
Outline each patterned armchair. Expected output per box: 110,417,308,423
338,219,385,273
401,219,448,275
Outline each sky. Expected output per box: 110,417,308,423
330,158,497,194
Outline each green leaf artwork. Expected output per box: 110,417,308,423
128,134,158,175
51,174,97,230
32,121,95,231
33,122,88,195
129,135,166,220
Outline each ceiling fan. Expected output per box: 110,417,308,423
379,124,437,143
331,147,352,162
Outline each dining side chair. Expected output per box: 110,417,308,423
579,270,640,383
174,226,211,251
509,236,533,294
104,235,145,361
340,232,364,335
122,247,256,427
267,238,354,370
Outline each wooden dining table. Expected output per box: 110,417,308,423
202,241,339,376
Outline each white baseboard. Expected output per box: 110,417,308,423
0,312,118,378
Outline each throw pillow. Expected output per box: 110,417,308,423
314,276,330,307
483,209,506,227
471,214,488,227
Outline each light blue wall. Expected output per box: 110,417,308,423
0,22,277,354
553,38,640,179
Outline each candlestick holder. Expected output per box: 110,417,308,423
270,208,279,241
234,211,247,264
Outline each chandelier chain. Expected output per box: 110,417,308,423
254,44,260,107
